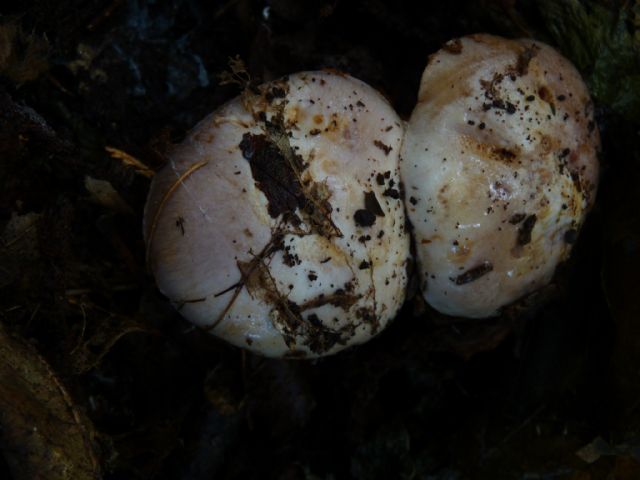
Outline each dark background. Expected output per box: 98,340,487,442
0,0,639,478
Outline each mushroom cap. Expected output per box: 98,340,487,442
400,34,600,318
144,70,410,357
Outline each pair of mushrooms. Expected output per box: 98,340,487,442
144,34,599,358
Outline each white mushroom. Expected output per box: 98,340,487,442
144,70,410,357
401,34,599,318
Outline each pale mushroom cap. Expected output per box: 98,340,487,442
144,70,410,357
400,34,600,318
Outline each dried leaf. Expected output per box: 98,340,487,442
576,436,640,465
537,0,640,122
576,436,614,464
0,322,101,479
0,19,50,85
84,176,133,214
0,212,41,287
217,55,251,88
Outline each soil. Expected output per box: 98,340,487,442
1,1,639,479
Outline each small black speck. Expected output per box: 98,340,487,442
374,140,392,155
517,214,537,246
509,213,526,225
176,217,185,235
383,188,400,199
450,261,493,285
354,209,376,227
